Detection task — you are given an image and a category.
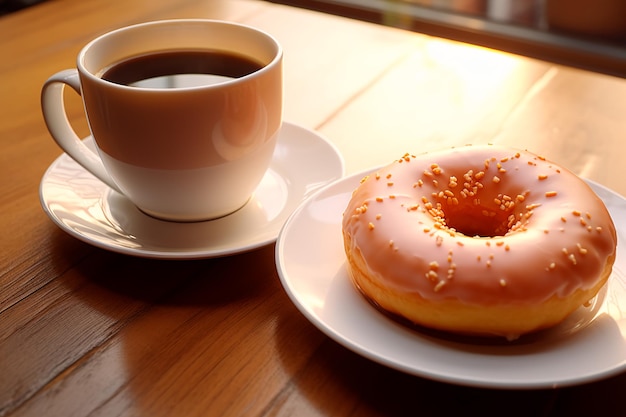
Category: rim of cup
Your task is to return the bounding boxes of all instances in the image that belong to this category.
[77,18,283,92]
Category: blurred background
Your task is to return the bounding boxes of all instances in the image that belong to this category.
[5,0,624,77]
[268,0,626,77]
[0,0,45,15]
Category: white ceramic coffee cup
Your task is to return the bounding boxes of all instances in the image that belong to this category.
[42,19,283,221]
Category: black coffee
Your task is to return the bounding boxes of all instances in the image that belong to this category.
[100,49,264,88]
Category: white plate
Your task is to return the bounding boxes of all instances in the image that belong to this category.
[40,122,344,259]
[276,169,626,389]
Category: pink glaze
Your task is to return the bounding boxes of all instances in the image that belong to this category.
[342,145,617,306]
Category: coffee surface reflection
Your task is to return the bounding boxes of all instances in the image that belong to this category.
[100,49,264,88]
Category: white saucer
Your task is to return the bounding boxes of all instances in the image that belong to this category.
[276,169,626,389]
[40,122,344,259]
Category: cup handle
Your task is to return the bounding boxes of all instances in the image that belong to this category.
[41,69,122,194]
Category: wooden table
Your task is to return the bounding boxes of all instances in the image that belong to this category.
[2,0,626,415]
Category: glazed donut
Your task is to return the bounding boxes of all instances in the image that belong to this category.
[342,145,617,340]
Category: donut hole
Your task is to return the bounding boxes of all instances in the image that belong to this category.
[443,208,509,237]
[441,205,514,237]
